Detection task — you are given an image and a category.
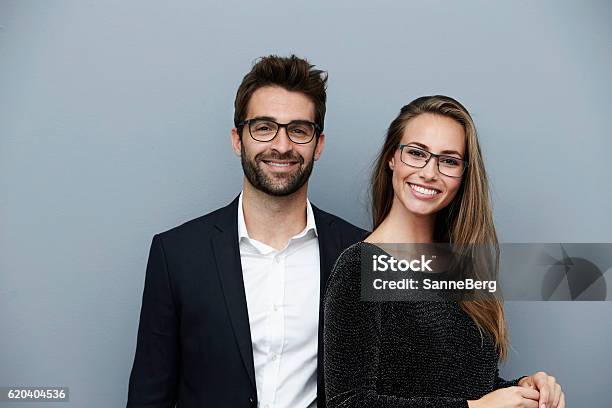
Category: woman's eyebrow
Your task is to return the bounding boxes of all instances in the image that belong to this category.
[407,142,463,157]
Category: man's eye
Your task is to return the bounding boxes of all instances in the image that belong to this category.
[253,124,274,132]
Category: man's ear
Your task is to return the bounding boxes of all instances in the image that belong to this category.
[230,128,242,157]
[314,133,325,161]
[388,156,395,171]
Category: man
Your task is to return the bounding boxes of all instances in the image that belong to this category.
[127,55,367,408]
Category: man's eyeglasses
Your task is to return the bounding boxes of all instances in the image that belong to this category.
[237,118,321,144]
[398,144,468,178]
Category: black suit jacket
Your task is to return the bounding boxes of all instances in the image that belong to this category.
[127,195,367,408]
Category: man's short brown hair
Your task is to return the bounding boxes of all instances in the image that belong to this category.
[234,55,328,133]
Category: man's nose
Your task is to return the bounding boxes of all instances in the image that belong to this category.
[269,126,293,153]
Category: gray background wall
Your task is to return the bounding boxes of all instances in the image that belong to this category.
[1,0,611,407]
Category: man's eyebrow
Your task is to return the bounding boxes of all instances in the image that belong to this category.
[407,142,463,157]
[249,116,314,123]
[250,115,277,122]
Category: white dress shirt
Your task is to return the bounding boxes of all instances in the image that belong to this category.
[238,192,320,408]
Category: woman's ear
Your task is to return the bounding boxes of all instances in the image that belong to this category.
[388,156,395,171]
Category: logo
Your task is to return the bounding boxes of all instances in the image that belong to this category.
[372,254,434,272]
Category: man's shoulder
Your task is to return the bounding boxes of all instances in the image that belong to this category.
[311,204,368,240]
[155,198,238,245]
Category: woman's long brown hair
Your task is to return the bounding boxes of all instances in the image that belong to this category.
[370,95,509,359]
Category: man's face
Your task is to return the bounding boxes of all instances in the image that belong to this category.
[231,86,325,196]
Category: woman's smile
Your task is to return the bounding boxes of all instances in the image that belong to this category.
[407,182,443,200]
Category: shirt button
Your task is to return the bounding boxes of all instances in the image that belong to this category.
[274,256,280,264]
[272,353,279,361]
[273,304,279,311]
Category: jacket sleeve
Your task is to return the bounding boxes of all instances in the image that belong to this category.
[127,234,180,408]
[323,249,469,408]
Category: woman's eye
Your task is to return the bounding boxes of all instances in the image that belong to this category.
[442,157,460,166]
[408,149,426,158]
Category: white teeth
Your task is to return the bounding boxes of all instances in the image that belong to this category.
[409,183,439,196]
[268,162,291,167]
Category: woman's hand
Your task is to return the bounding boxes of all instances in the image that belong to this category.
[518,372,565,408]
[468,386,540,408]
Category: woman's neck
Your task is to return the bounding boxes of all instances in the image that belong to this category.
[366,197,436,244]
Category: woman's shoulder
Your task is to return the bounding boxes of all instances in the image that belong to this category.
[333,240,363,264]
[324,241,385,322]
[330,240,375,274]
[330,240,389,274]
[325,242,363,296]
[326,241,388,296]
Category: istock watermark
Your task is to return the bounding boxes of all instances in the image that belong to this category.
[360,243,612,302]
[371,254,434,272]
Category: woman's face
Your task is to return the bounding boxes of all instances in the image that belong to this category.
[389,113,466,217]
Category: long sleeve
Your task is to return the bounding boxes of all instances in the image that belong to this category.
[323,246,469,408]
[127,234,180,408]
[494,370,527,390]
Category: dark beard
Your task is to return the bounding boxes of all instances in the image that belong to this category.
[240,144,314,197]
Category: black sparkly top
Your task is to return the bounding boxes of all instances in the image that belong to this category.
[323,242,522,408]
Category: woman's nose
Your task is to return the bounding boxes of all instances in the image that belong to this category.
[419,157,439,180]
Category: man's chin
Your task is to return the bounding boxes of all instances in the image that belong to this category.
[260,181,302,196]
[244,160,312,196]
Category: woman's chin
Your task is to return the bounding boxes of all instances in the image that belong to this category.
[400,199,440,217]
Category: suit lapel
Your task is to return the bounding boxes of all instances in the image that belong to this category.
[211,195,256,390]
[312,204,338,408]
[313,206,337,297]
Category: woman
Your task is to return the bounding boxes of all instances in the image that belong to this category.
[323,96,564,408]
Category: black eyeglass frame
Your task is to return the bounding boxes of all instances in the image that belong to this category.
[398,144,469,178]
[236,118,322,144]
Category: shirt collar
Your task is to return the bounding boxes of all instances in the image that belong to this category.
[237,191,318,243]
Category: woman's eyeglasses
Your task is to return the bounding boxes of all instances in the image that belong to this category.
[398,144,468,178]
